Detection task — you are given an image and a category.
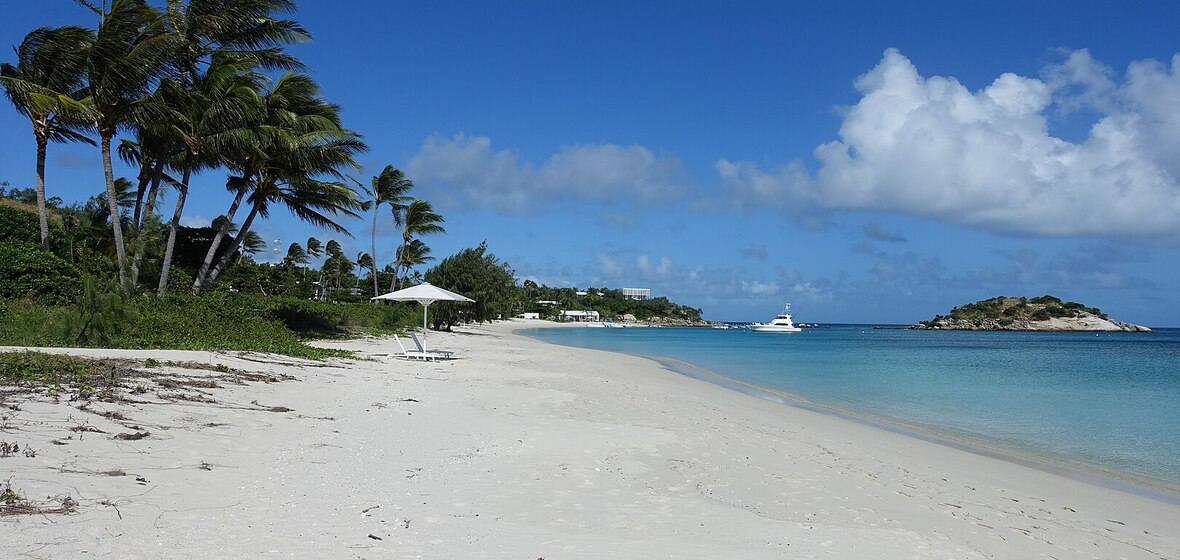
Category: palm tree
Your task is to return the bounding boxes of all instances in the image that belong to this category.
[191,72,343,292]
[357,165,413,297]
[394,200,445,289]
[355,252,373,290]
[305,237,323,260]
[395,238,434,289]
[203,175,365,290]
[78,0,172,285]
[0,26,95,251]
[157,54,265,295]
[196,75,367,292]
[284,242,307,266]
[162,0,308,89]
[157,0,310,294]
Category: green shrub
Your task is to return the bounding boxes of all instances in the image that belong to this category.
[0,243,81,304]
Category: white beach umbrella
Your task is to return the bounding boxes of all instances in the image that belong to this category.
[371,282,474,354]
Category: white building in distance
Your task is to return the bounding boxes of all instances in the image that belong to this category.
[621,288,650,300]
[560,310,601,322]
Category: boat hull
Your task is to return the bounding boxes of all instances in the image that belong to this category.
[750,324,801,333]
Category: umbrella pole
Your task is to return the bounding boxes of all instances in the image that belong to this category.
[422,301,429,353]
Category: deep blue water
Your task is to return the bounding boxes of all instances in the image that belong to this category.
[523,325,1180,489]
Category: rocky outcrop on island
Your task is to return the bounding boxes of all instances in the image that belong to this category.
[910,295,1152,332]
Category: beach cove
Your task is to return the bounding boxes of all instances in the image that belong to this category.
[4,322,1179,559]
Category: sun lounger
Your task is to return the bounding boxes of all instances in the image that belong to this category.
[411,332,454,360]
[392,334,453,362]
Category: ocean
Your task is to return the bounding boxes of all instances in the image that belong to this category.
[522,325,1180,492]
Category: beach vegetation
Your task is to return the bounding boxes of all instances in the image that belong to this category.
[424,242,516,330]
[917,295,1113,329]
[0,242,82,305]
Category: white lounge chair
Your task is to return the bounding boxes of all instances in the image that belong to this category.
[411,332,454,360]
[392,334,453,362]
[392,334,435,361]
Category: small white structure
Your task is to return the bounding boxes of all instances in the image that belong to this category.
[621,288,650,300]
[536,300,559,305]
[517,312,541,319]
[561,310,601,322]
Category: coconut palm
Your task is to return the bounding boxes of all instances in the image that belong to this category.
[157,54,266,295]
[0,26,95,250]
[78,0,172,285]
[306,237,322,258]
[154,0,309,293]
[162,0,308,88]
[284,242,307,266]
[394,199,445,289]
[191,72,344,292]
[355,252,373,290]
[196,76,367,291]
[394,238,435,289]
[357,165,413,297]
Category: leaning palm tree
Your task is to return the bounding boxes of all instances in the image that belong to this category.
[305,237,323,259]
[395,238,434,289]
[395,199,445,289]
[356,165,413,297]
[157,54,266,295]
[196,81,368,291]
[191,72,341,293]
[78,0,172,285]
[202,174,365,290]
[355,252,373,291]
[0,26,95,250]
[156,0,309,293]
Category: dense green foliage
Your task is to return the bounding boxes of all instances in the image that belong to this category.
[0,242,81,304]
[424,242,517,330]
[921,295,1108,327]
[0,291,419,359]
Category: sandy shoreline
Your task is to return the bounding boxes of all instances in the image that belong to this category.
[3,321,1179,558]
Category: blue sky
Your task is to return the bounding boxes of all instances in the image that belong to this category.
[2,1,1179,325]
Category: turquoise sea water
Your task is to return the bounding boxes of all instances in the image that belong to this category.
[523,325,1180,490]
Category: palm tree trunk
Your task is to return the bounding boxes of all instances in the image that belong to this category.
[101,133,128,286]
[131,168,149,233]
[156,166,191,296]
[131,158,167,288]
[192,186,247,293]
[371,203,380,297]
[34,136,50,251]
[203,202,259,289]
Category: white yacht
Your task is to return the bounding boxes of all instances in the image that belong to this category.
[750,304,802,333]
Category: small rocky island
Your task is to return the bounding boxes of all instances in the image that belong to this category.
[911,295,1152,332]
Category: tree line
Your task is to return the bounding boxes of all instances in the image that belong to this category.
[0,0,444,298]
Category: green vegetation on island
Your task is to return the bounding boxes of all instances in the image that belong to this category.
[912,295,1151,332]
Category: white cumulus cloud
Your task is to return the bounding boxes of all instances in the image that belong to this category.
[406,133,692,214]
[719,48,1180,241]
[636,254,673,278]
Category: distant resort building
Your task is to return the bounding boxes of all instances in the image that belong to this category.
[560,310,601,322]
[621,288,650,300]
[517,312,541,319]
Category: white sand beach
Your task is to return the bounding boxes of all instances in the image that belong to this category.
[3,321,1179,559]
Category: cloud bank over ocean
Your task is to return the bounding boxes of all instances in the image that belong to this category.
[721,48,1180,240]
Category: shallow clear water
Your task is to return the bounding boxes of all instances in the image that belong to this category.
[524,325,1180,487]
